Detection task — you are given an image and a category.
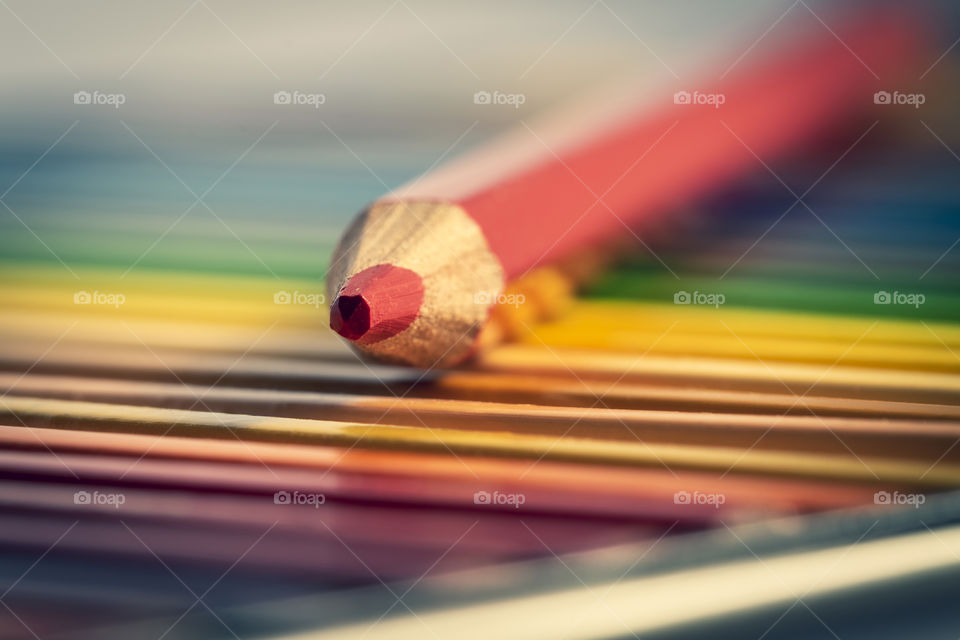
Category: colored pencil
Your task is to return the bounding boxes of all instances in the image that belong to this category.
[4,374,960,460]
[3,396,959,486]
[325,12,925,367]
[3,335,959,405]
[0,425,881,515]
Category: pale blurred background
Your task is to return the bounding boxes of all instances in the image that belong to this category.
[0,0,851,279]
[3,0,957,286]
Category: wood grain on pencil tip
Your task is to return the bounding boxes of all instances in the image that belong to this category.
[326,201,503,367]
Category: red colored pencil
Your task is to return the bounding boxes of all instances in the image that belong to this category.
[326,10,925,367]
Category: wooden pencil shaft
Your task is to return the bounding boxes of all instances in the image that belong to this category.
[0,474,628,546]
[3,340,958,405]
[437,373,960,420]
[9,353,958,423]
[3,374,959,462]
[0,425,873,510]
[562,303,960,348]
[0,452,835,525]
[525,326,960,373]
[2,396,958,487]
[0,425,884,514]
[0,355,955,410]
[0,465,698,544]
[478,347,960,404]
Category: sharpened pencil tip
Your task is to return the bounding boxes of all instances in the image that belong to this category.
[329,294,371,340]
[329,264,424,345]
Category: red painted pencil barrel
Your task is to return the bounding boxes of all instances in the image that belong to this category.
[456,12,926,278]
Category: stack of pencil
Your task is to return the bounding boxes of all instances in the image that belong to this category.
[2,136,960,637]
[2,6,960,639]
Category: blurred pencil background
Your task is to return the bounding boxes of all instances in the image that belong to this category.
[1,1,960,639]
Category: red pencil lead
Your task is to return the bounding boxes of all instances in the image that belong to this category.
[329,263,425,345]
